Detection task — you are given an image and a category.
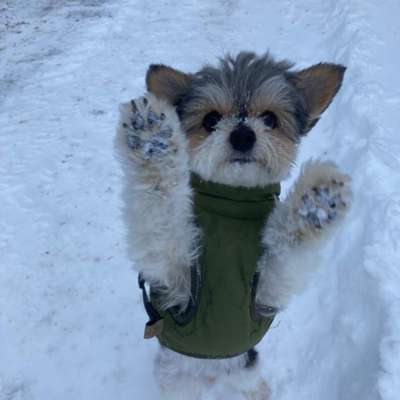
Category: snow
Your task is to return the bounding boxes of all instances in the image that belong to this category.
[1,0,399,399]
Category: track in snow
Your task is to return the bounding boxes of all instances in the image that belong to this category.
[1,1,399,399]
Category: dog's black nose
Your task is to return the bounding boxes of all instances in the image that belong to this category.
[229,125,256,152]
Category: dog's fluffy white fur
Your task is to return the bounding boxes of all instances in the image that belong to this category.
[256,160,351,309]
[115,53,350,399]
[155,346,270,400]
[115,95,199,310]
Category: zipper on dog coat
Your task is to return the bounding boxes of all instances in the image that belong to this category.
[139,174,280,359]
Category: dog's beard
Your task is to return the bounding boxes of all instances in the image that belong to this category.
[189,145,293,187]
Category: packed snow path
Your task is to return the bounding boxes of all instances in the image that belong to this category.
[1,1,399,399]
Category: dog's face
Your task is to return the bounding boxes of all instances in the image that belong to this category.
[146,52,345,187]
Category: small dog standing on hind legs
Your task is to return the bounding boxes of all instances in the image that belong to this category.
[115,51,351,399]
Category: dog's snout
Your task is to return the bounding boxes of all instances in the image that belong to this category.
[229,125,256,152]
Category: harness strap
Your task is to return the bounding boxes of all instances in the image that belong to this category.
[139,270,278,340]
[138,274,164,338]
[251,272,280,318]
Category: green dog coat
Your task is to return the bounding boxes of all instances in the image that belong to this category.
[139,174,280,359]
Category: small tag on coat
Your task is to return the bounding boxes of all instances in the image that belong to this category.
[144,319,164,339]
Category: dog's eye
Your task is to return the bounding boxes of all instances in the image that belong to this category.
[202,111,222,132]
[260,111,278,129]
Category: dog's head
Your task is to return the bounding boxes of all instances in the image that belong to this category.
[146,52,345,187]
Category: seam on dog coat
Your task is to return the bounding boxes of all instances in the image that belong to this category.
[141,174,280,359]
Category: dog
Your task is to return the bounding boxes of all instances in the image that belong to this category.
[115,52,351,399]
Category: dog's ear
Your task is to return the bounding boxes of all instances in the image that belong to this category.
[292,63,346,132]
[146,64,192,105]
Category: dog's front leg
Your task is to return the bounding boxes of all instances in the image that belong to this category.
[256,160,351,310]
[115,94,199,309]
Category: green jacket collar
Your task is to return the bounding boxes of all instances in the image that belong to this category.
[190,174,280,220]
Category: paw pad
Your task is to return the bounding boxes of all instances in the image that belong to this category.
[132,112,145,130]
[122,96,176,160]
[298,183,347,229]
[127,134,141,149]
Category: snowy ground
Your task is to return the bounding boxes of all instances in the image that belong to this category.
[1,0,400,399]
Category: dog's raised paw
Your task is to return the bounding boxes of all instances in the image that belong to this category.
[298,181,347,228]
[295,161,351,231]
[120,95,177,161]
